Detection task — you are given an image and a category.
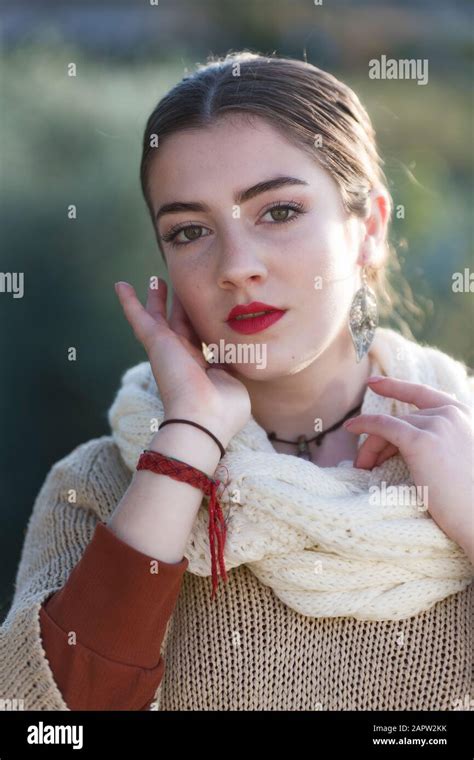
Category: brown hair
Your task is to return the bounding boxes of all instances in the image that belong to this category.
[139,51,420,333]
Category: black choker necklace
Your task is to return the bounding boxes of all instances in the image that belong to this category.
[267,403,362,460]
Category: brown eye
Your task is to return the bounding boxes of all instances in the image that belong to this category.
[260,201,306,226]
[270,207,291,222]
[181,226,203,242]
[163,225,212,247]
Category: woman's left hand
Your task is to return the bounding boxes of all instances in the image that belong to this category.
[343,375,474,562]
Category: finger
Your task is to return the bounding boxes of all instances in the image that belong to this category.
[143,279,206,365]
[367,375,461,410]
[354,435,399,470]
[115,281,162,348]
[375,444,399,467]
[344,413,421,451]
[402,406,464,419]
[353,433,390,470]
[168,287,202,347]
[145,276,167,322]
[352,410,436,469]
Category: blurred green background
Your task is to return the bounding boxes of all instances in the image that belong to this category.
[1,0,473,619]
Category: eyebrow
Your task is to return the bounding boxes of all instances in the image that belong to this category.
[154,175,310,223]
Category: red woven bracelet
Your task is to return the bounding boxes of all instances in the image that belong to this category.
[136,449,229,599]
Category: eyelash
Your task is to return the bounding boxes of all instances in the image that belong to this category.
[161,200,307,248]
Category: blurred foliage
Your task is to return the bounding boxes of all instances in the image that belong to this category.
[1,9,472,615]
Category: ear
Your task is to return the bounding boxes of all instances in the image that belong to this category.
[357,187,391,268]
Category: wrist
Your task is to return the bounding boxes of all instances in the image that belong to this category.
[161,411,233,450]
[148,422,224,478]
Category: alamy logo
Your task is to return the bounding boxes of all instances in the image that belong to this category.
[0,272,24,298]
[203,338,267,369]
[369,482,428,509]
[27,721,83,750]
[369,55,429,85]
[0,698,24,710]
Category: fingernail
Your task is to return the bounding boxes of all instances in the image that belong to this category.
[367,375,384,383]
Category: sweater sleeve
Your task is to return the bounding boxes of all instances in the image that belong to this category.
[39,521,189,711]
[0,436,191,711]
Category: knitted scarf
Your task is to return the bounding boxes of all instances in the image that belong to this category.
[108,327,474,621]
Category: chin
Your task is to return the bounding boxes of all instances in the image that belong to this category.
[229,352,307,381]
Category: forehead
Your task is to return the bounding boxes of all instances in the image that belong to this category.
[147,114,334,203]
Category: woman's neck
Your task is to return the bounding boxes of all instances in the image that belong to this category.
[236,330,372,467]
[269,425,363,467]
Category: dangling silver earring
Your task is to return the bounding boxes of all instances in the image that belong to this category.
[348,265,378,362]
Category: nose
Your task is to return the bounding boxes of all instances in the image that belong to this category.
[216,234,268,290]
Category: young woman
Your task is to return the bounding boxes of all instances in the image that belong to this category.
[1,52,472,712]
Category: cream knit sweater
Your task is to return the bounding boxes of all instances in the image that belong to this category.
[1,328,472,710]
[108,327,474,622]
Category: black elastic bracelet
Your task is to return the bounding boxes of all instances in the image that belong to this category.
[158,418,226,459]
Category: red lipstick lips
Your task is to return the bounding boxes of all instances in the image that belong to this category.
[225,301,287,335]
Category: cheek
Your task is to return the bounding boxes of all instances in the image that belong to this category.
[296,226,357,332]
[317,224,355,277]
[281,244,353,324]
[286,215,354,284]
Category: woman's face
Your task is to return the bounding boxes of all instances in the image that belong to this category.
[148,114,373,380]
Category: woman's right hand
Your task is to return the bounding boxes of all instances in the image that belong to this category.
[114,278,252,446]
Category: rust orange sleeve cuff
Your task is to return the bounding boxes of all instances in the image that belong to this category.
[42,521,188,668]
